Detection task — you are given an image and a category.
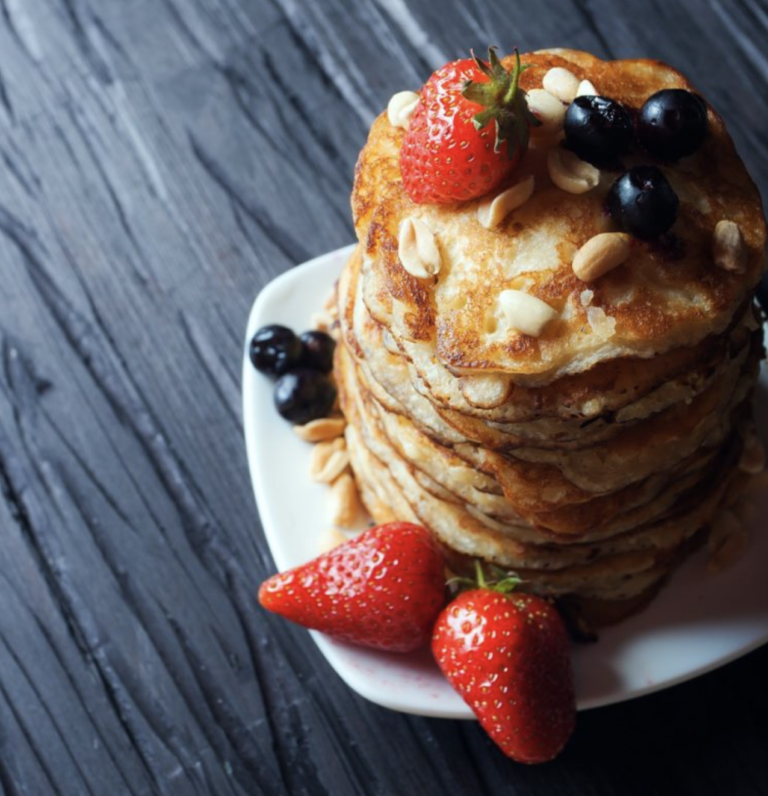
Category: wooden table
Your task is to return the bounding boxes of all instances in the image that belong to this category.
[1,2,767,793]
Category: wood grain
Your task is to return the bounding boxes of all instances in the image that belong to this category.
[1,1,767,793]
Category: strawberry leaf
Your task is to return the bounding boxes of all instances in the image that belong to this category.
[462,82,498,106]
[469,48,495,79]
[459,560,525,593]
[494,577,524,593]
[471,107,497,131]
[461,46,541,160]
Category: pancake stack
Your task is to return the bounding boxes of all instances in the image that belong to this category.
[335,49,767,627]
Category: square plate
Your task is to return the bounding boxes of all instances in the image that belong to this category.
[243,244,768,717]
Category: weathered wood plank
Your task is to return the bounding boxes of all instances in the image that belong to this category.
[0,0,767,793]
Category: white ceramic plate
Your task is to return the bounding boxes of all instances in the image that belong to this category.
[243,244,768,718]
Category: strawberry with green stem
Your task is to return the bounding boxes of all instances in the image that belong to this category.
[400,47,540,204]
[432,562,576,764]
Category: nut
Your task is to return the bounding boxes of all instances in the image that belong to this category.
[477,176,535,229]
[317,527,348,554]
[398,217,441,278]
[309,438,348,482]
[313,449,349,483]
[586,305,616,339]
[498,290,559,337]
[387,90,420,129]
[713,220,747,273]
[572,232,632,282]
[459,372,511,407]
[294,417,346,443]
[459,373,512,409]
[526,89,566,136]
[329,473,361,528]
[706,509,748,574]
[542,67,580,103]
[547,147,600,194]
[576,79,597,97]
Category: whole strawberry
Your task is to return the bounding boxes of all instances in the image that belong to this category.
[259,522,446,652]
[432,567,575,764]
[400,47,539,204]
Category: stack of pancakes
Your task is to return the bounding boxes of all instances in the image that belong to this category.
[335,49,767,626]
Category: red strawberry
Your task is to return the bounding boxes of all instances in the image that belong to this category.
[258,522,446,652]
[400,47,540,204]
[432,568,575,764]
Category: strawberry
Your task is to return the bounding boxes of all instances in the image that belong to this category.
[258,522,446,652]
[432,566,575,764]
[400,47,540,204]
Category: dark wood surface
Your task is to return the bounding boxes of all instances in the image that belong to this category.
[1,1,767,794]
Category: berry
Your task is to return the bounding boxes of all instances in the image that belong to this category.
[563,95,633,164]
[606,166,679,239]
[300,330,336,373]
[273,369,336,425]
[432,568,575,764]
[249,324,302,377]
[637,89,708,161]
[400,48,539,204]
[258,523,447,652]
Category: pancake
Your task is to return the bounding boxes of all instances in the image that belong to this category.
[335,47,767,627]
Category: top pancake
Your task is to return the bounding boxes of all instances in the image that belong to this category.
[352,49,766,385]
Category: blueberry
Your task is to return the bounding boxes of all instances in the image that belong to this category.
[249,324,302,377]
[299,330,336,373]
[274,369,337,424]
[606,166,679,240]
[637,89,707,161]
[564,96,633,164]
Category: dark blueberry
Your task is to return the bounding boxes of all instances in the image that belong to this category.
[274,369,336,424]
[563,96,633,164]
[605,166,679,239]
[299,330,336,373]
[637,89,708,161]
[249,324,302,377]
